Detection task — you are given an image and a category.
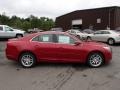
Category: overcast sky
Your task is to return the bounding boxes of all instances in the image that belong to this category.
[0,0,120,19]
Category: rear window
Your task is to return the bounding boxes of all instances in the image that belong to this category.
[32,34,53,42]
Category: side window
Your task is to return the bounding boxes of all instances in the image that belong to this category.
[102,31,110,34]
[32,36,39,41]
[94,31,102,34]
[0,26,3,31]
[32,34,53,42]
[68,30,71,33]
[5,26,13,31]
[57,34,75,44]
[71,30,75,34]
[39,34,52,42]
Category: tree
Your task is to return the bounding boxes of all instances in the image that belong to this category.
[0,14,10,25]
[0,14,55,31]
[22,21,31,31]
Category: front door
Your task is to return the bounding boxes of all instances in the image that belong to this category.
[4,26,16,38]
[92,31,102,41]
[54,34,83,62]
[98,31,110,42]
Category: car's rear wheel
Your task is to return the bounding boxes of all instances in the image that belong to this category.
[16,34,23,38]
[19,52,36,68]
[87,52,104,68]
[108,38,115,45]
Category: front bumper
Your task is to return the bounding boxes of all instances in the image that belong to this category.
[104,49,112,64]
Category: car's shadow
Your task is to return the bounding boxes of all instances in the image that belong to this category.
[9,62,108,71]
[112,43,120,46]
[10,62,89,71]
[0,38,8,41]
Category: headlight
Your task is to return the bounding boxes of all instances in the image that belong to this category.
[103,46,112,52]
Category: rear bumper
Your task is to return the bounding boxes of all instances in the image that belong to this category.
[6,55,17,61]
[5,48,18,62]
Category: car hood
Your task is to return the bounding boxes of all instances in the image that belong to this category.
[13,29,25,33]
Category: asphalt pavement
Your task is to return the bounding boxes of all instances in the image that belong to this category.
[0,40,120,90]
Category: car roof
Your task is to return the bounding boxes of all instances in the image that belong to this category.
[68,29,80,31]
[39,31,66,34]
[0,25,7,27]
[96,30,114,32]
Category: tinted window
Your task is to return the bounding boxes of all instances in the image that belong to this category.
[71,30,75,33]
[0,26,3,31]
[32,34,53,42]
[67,30,71,33]
[5,26,13,31]
[94,31,102,34]
[57,34,75,44]
[101,31,110,34]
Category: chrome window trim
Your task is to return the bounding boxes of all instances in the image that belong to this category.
[29,33,78,46]
[30,34,40,42]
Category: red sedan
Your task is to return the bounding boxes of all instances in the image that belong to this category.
[6,31,112,68]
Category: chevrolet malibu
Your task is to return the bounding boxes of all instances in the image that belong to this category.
[88,30,120,45]
[6,31,112,68]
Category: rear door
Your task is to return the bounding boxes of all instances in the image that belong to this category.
[32,34,61,61]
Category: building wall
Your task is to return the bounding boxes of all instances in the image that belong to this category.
[55,7,117,31]
[115,7,120,29]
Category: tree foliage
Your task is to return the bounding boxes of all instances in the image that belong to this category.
[0,14,55,31]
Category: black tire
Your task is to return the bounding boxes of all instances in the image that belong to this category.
[19,52,36,68]
[87,52,104,68]
[87,36,92,41]
[16,34,23,38]
[107,38,115,45]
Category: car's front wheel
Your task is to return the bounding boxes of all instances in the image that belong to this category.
[19,52,36,68]
[108,38,115,45]
[87,52,104,68]
[87,36,92,41]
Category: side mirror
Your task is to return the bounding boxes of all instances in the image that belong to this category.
[74,41,81,46]
[10,29,14,31]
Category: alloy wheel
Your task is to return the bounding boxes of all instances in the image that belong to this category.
[20,53,36,68]
[88,53,103,67]
[108,39,114,45]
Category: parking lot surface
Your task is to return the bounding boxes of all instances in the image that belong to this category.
[0,40,120,90]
